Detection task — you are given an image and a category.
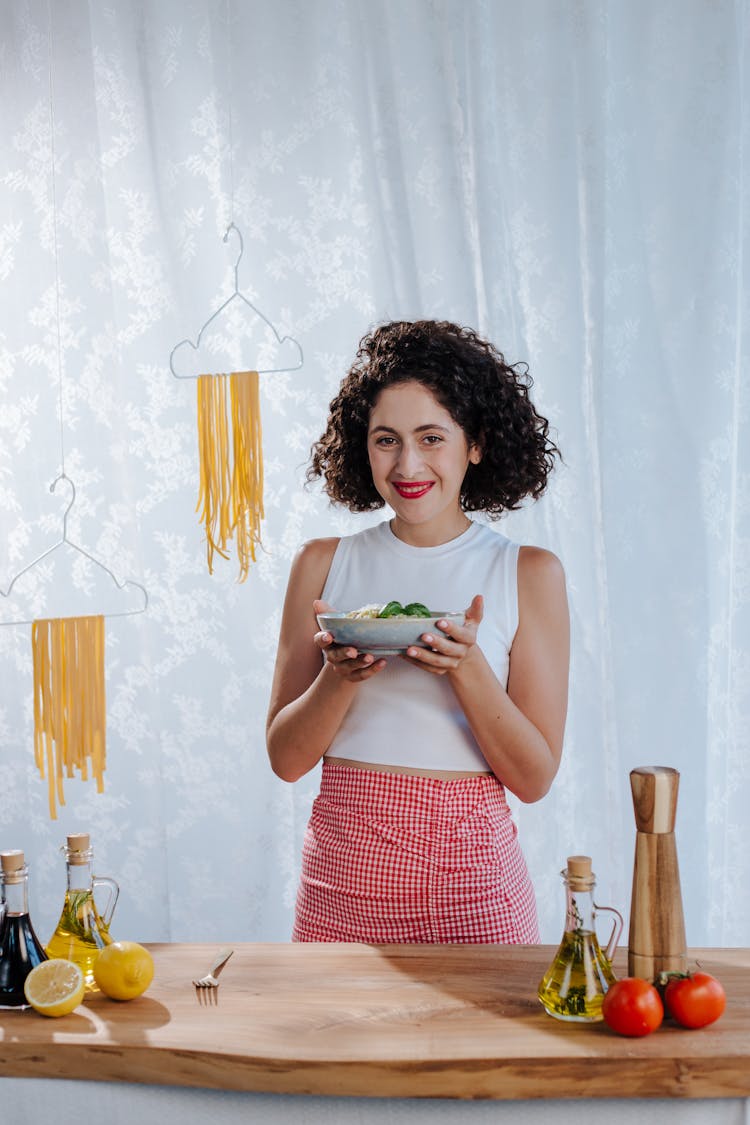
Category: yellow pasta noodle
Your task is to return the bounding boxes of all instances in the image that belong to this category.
[31,615,106,820]
[196,370,264,582]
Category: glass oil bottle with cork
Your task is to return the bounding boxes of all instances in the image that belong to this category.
[0,849,48,1008]
[537,855,623,1022]
[45,832,119,989]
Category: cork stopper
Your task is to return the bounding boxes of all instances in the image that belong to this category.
[65,833,91,865]
[566,855,595,889]
[1,849,26,883]
[630,766,680,834]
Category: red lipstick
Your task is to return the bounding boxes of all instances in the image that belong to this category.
[392,481,434,499]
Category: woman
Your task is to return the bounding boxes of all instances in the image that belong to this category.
[267,319,569,943]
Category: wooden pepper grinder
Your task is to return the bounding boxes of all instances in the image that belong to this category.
[628,766,687,980]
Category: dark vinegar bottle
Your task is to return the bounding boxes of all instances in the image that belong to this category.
[0,849,48,1008]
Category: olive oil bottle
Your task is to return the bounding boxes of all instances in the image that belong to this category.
[46,833,119,989]
[537,855,623,1022]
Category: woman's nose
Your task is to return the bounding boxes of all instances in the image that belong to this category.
[397,442,423,475]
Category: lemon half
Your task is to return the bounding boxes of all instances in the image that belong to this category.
[93,941,154,1000]
[24,959,85,1017]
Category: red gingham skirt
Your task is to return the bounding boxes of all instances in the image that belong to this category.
[292,760,539,944]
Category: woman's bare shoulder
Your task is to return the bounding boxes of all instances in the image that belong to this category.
[296,535,340,559]
[517,545,568,618]
[293,535,340,571]
[518,544,565,581]
[286,536,341,599]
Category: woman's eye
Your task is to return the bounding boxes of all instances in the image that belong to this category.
[375,435,397,447]
[422,434,443,445]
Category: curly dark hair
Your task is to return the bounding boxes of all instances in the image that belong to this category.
[307,320,560,517]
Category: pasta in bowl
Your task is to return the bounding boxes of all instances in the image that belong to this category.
[317,602,465,656]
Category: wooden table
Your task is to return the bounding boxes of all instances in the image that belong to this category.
[1,944,748,1100]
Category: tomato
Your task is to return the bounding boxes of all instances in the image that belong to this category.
[663,972,726,1029]
[601,977,664,1037]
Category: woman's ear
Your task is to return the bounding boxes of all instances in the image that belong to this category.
[468,442,483,465]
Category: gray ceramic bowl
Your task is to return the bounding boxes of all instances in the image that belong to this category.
[316,611,465,656]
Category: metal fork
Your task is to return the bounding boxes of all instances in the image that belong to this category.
[193,947,234,1004]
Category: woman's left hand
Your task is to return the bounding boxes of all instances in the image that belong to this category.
[402,594,483,675]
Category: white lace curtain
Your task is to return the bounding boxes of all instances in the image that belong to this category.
[1,0,748,949]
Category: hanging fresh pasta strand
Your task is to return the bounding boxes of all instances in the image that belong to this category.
[195,370,264,582]
[217,373,233,550]
[230,375,251,576]
[230,370,263,581]
[79,618,89,779]
[53,622,66,809]
[32,620,56,820]
[91,615,106,793]
[196,374,213,566]
[52,617,69,779]
[76,618,88,782]
[211,373,227,568]
[67,619,80,778]
[31,619,44,776]
[197,374,230,573]
[196,375,211,565]
[30,614,106,819]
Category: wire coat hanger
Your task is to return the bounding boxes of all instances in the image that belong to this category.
[169,223,304,379]
[0,474,149,627]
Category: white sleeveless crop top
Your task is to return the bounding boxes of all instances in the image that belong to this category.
[321,520,520,772]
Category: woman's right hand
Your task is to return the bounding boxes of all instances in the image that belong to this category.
[313,599,387,682]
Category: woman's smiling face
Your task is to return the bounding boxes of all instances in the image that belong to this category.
[367,380,481,544]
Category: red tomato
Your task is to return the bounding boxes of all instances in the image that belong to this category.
[664,972,726,1029]
[602,977,664,1037]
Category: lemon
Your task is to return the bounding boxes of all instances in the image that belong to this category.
[24,959,85,1017]
[93,941,154,1000]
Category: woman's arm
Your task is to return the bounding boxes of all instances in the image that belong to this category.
[406,546,569,802]
[266,538,387,782]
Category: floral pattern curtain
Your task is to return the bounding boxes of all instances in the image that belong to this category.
[1,0,749,948]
